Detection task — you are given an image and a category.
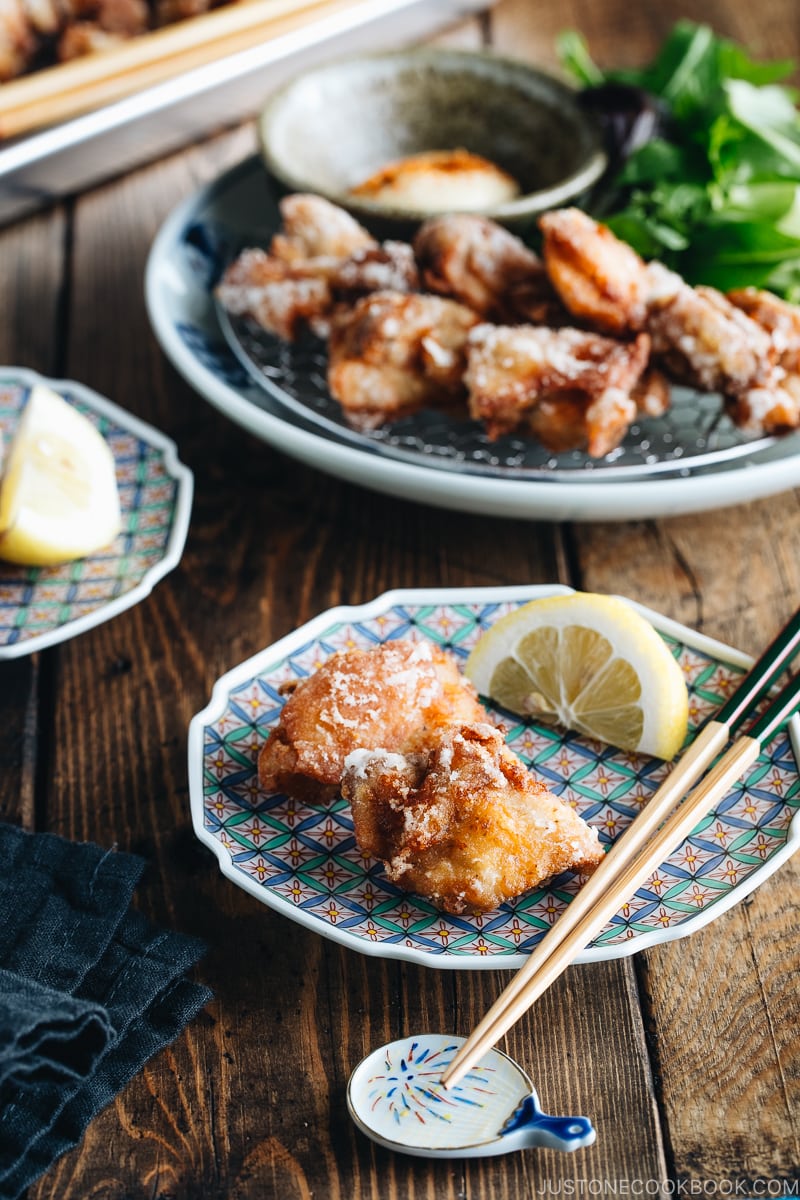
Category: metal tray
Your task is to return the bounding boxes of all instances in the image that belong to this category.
[0,0,489,226]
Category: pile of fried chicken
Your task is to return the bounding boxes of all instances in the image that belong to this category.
[1,0,218,79]
[216,193,800,458]
[259,639,603,915]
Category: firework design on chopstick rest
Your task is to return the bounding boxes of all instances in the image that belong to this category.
[366,1039,496,1126]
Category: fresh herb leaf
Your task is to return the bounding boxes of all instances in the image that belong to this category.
[555,31,604,87]
[559,21,800,298]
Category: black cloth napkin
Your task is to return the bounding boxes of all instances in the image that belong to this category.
[0,822,212,1199]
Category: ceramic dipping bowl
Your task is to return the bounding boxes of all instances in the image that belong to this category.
[257,48,607,235]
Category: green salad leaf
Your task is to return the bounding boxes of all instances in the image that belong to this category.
[559,22,800,299]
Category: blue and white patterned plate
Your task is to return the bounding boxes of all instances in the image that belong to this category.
[187,584,800,968]
[0,368,193,659]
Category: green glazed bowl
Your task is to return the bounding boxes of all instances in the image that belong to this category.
[257,48,607,235]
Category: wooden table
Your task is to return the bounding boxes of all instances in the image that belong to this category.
[2,0,799,1194]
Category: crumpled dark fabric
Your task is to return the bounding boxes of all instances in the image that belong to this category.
[0,822,212,1199]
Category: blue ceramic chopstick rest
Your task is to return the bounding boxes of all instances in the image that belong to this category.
[347,1034,596,1159]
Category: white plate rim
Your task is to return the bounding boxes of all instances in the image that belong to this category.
[0,366,194,660]
[145,157,800,523]
[187,583,800,969]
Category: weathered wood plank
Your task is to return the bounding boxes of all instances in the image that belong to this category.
[0,205,67,830]
[491,0,800,73]
[572,501,800,1183]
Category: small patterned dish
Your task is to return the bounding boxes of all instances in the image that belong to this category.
[0,368,193,659]
[188,585,800,969]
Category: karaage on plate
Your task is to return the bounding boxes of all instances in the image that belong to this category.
[414,213,562,324]
[342,722,604,915]
[259,639,485,805]
[214,191,800,451]
[216,195,418,341]
[539,207,650,335]
[465,322,650,452]
[327,290,479,427]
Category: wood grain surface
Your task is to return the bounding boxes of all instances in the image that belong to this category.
[1,1,798,1196]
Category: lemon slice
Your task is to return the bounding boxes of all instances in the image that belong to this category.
[0,384,121,566]
[466,592,689,760]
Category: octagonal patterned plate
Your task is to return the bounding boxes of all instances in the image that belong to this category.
[188,585,800,968]
[0,368,193,659]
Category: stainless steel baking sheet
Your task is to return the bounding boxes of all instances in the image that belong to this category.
[0,0,489,226]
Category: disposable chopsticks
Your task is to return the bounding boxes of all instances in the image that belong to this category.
[441,609,800,1090]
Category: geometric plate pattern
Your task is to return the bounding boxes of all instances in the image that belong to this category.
[0,369,193,658]
[190,585,800,969]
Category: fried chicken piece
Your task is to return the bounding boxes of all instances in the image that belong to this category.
[646,263,775,396]
[728,287,800,374]
[216,194,418,342]
[328,290,479,428]
[726,373,800,435]
[55,0,147,54]
[465,322,650,454]
[524,389,636,458]
[58,21,123,55]
[270,194,376,264]
[154,0,212,24]
[216,248,335,341]
[216,239,419,342]
[414,214,560,324]
[632,365,671,418]
[539,208,789,433]
[330,241,419,304]
[540,208,650,335]
[0,0,37,80]
[342,722,604,915]
[259,640,485,805]
[24,0,63,34]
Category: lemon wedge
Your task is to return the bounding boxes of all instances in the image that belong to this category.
[0,384,121,566]
[466,592,689,760]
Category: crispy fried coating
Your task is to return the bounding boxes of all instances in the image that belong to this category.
[342,722,604,915]
[414,214,560,324]
[270,194,376,264]
[632,366,671,418]
[726,373,800,435]
[330,241,419,303]
[465,322,650,454]
[728,287,800,374]
[216,193,418,343]
[328,290,479,428]
[216,240,418,342]
[0,0,36,79]
[646,264,775,396]
[259,640,485,804]
[215,248,335,341]
[540,208,650,335]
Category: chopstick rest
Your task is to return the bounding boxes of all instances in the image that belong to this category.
[441,621,800,1091]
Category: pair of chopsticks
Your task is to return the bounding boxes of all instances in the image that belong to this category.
[0,0,350,140]
[441,607,800,1090]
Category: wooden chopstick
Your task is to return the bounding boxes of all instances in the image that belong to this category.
[0,0,345,140]
[441,612,800,1090]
